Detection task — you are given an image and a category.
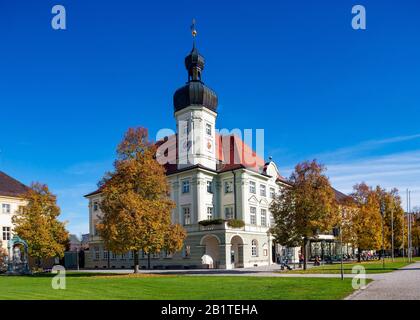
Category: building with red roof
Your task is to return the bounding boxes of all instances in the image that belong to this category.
[84,36,347,270]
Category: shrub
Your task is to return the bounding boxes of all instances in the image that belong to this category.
[227,219,245,228]
[198,219,224,226]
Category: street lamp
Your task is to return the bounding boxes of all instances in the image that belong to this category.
[391,207,394,262]
[333,226,343,280]
[380,199,386,269]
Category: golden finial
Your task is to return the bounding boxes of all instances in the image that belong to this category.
[191,18,197,38]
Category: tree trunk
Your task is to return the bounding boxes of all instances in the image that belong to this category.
[147,253,151,270]
[133,250,139,273]
[303,237,308,270]
[357,248,361,263]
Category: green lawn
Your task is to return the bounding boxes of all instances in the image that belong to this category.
[0,273,356,300]
[285,257,415,274]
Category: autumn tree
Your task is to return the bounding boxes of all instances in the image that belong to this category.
[347,183,382,262]
[97,127,186,272]
[12,183,69,267]
[375,187,405,256]
[270,160,340,269]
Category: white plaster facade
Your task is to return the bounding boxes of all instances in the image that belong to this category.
[0,195,26,252]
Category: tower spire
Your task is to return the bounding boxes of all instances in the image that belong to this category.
[191,18,197,48]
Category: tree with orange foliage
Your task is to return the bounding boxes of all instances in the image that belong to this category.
[348,183,382,262]
[12,183,69,268]
[97,127,186,272]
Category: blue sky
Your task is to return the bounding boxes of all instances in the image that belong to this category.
[0,0,419,235]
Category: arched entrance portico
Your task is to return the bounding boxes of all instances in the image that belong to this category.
[200,235,220,269]
[230,235,244,268]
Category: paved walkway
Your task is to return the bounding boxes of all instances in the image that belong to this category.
[347,262,420,300]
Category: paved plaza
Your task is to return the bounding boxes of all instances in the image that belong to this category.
[347,262,420,300]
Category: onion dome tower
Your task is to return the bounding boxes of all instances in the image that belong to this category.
[174,20,218,170]
[173,41,218,112]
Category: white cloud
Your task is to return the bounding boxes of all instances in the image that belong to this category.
[326,151,420,207]
[313,133,420,162]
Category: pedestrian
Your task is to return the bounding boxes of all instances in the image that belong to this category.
[298,253,304,268]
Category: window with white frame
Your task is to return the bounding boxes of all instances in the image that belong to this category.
[129,251,134,259]
[121,252,126,260]
[249,181,256,194]
[224,180,233,193]
[2,204,10,214]
[261,209,267,227]
[103,250,108,260]
[250,206,257,225]
[207,207,213,220]
[270,187,275,198]
[206,180,213,193]
[93,220,99,236]
[260,184,266,197]
[182,180,190,193]
[251,239,258,257]
[94,247,100,260]
[2,227,11,241]
[93,202,99,211]
[206,123,212,136]
[225,206,234,220]
[183,206,191,225]
[111,252,117,260]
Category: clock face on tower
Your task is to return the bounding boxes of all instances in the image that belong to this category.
[206,138,213,152]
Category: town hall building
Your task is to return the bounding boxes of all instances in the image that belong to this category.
[84,36,295,269]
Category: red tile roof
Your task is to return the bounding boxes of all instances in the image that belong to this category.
[0,171,30,198]
[85,134,287,197]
